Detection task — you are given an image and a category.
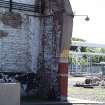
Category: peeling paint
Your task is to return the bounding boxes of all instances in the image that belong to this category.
[1,12,22,28]
[0,30,8,38]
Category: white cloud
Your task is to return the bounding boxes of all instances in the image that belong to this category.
[70,0,105,44]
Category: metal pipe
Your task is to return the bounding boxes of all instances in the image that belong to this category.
[41,0,45,14]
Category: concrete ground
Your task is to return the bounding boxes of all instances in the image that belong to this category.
[68,76,105,105]
[22,101,72,105]
[22,76,105,105]
[22,100,104,105]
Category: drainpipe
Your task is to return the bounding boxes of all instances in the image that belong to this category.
[58,6,73,101]
[58,13,69,101]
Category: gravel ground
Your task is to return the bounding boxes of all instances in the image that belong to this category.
[68,76,105,103]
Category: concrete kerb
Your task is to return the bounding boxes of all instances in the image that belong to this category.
[21,97,104,105]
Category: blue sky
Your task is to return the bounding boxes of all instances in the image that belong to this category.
[70,0,105,44]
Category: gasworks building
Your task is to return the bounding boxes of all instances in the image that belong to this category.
[0,0,73,101]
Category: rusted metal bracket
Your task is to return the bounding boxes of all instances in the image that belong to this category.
[9,0,12,12]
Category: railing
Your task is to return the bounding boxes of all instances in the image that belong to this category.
[0,0,41,13]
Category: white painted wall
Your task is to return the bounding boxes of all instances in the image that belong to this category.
[0,14,40,72]
[0,83,20,105]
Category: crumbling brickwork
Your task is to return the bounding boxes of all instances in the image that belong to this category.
[37,0,66,99]
[1,12,22,28]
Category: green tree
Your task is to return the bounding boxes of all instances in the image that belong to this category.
[70,37,105,64]
[100,48,105,53]
[72,37,86,42]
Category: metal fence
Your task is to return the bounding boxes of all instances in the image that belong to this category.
[0,0,41,13]
[69,52,105,76]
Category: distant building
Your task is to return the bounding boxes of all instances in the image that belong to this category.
[70,41,105,75]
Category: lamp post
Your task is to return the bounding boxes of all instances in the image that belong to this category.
[68,13,90,21]
[74,15,90,21]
